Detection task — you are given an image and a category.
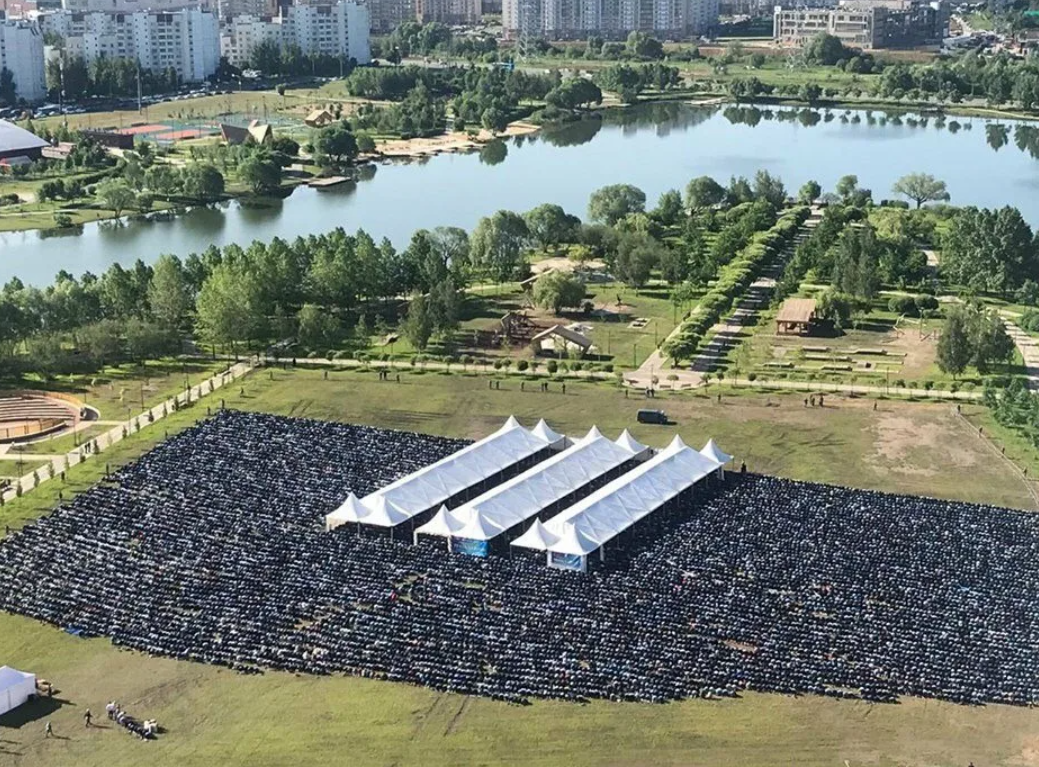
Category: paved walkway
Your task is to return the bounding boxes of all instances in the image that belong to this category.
[1,359,256,505]
[1000,315,1039,390]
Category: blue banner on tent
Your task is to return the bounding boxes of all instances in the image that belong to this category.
[550,552,584,571]
[454,538,490,557]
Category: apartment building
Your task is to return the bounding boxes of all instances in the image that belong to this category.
[367,0,414,33]
[415,0,481,26]
[505,0,716,39]
[773,0,947,49]
[39,8,219,81]
[219,0,370,67]
[0,18,46,101]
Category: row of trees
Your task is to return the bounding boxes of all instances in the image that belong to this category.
[44,54,181,101]
[346,66,557,136]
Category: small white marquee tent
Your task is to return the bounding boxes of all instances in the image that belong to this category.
[0,666,35,716]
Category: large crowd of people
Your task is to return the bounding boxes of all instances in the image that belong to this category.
[1,410,1039,706]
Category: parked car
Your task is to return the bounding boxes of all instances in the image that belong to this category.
[636,409,669,425]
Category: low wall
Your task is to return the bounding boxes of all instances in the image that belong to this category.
[0,418,66,442]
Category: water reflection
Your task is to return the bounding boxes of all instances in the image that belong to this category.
[3,101,1039,285]
[479,139,508,165]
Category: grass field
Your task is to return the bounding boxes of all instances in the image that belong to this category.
[1,368,1038,766]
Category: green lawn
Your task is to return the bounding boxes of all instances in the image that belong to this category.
[1,368,1037,766]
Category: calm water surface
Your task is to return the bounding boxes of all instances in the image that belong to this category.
[3,103,1038,286]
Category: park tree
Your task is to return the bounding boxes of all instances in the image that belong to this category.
[587,184,646,226]
[625,31,664,59]
[147,254,190,332]
[545,78,603,111]
[469,210,530,283]
[181,163,225,201]
[937,304,974,377]
[430,226,471,284]
[314,123,359,168]
[532,270,586,314]
[239,151,282,195]
[615,233,663,291]
[753,170,787,209]
[144,164,180,201]
[892,173,950,209]
[401,292,433,350]
[651,189,685,227]
[803,33,848,66]
[195,260,265,349]
[297,303,340,349]
[427,276,461,335]
[524,203,580,251]
[95,179,136,218]
[685,176,726,209]
[835,174,860,202]
[798,179,822,204]
[941,206,1036,294]
[125,318,174,363]
[970,305,1015,373]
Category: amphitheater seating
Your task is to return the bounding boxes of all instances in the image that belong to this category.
[0,397,79,441]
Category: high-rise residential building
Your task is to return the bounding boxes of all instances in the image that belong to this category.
[505,0,714,39]
[0,18,46,102]
[219,0,370,67]
[215,0,270,21]
[283,0,369,60]
[416,0,480,26]
[59,0,210,11]
[367,0,414,33]
[38,8,220,81]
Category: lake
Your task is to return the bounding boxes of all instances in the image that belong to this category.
[3,102,1039,286]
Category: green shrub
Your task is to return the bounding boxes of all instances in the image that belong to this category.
[516,359,529,371]
[546,360,558,374]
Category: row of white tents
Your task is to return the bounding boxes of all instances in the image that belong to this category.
[325,416,566,531]
[324,416,733,571]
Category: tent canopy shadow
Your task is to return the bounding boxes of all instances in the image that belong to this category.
[0,696,73,729]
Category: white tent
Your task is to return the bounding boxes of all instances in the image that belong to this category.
[417,427,648,543]
[700,438,733,465]
[324,492,369,531]
[615,429,650,459]
[550,521,598,556]
[528,440,722,564]
[0,666,35,717]
[326,416,564,530]
[511,518,559,551]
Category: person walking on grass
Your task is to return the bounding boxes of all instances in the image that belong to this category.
[84,709,92,727]
[45,721,53,738]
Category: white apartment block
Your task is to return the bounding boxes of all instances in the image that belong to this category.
[215,0,270,21]
[38,8,219,81]
[61,0,210,11]
[284,1,369,62]
[220,1,370,68]
[505,0,715,39]
[219,13,279,65]
[0,19,46,102]
[415,0,481,26]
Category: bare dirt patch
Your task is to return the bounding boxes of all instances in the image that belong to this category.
[869,411,979,476]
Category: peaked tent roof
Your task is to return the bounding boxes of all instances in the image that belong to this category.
[551,521,599,555]
[363,496,411,526]
[338,416,563,528]
[700,438,733,465]
[325,492,369,530]
[441,430,639,540]
[455,512,502,540]
[537,443,722,555]
[532,418,564,445]
[511,518,559,550]
[415,505,466,537]
[615,429,648,456]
